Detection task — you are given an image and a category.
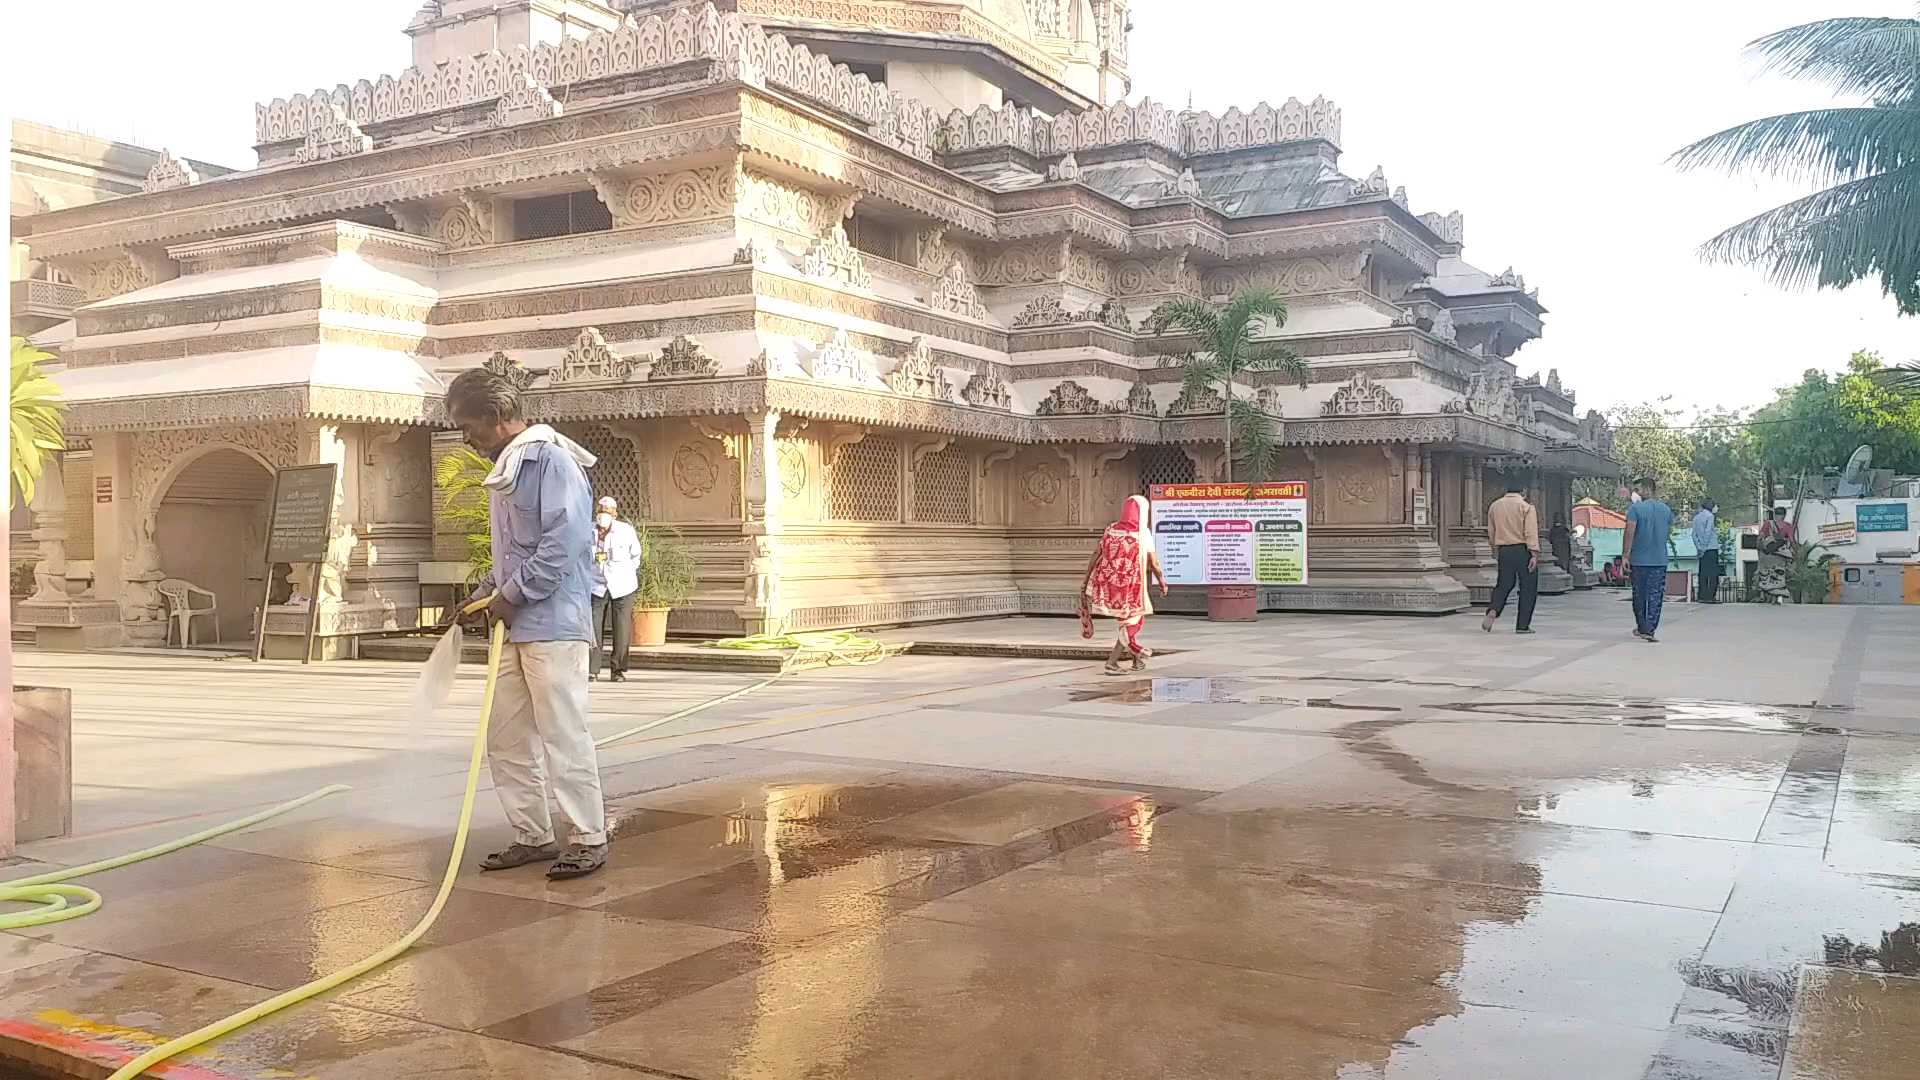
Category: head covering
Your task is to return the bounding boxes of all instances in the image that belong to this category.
[597,495,618,510]
[1115,494,1148,530]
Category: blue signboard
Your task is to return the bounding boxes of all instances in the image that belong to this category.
[1856,503,1910,533]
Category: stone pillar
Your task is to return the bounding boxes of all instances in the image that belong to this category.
[736,411,786,634]
[15,454,119,649]
[89,434,133,609]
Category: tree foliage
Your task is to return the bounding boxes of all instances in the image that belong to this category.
[1747,350,1920,475]
[9,337,67,510]
[434,445,494,581]
[1572,401,1710,512]
[1671,13,1920,314]
[1146,288,1308,482]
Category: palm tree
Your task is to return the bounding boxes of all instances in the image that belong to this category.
[1145,288,1309,482]
[10,337,66,510]
[1671,12,1920,314]
[433,444,494,581]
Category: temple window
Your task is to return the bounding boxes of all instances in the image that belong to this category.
[846,213,906,264]
[511,190,612,241]
[835,58,887,85]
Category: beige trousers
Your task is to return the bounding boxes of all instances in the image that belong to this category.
[487,640,607,847]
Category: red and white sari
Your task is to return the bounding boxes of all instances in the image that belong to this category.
[1085,495,1155,629]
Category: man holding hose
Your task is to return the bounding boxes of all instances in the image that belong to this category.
[445,368,610,879]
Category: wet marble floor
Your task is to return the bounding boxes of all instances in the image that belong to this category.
[5,593,1920,1078]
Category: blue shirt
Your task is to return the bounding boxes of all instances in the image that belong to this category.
[1691,508,1718,552]
[479,442,594,644]
[1627,499,1675,568]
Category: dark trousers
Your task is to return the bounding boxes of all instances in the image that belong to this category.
[1631,565,1667,635]
[589,591,635,676]
[1696,550,1721,602]
[1488,544,1538,630]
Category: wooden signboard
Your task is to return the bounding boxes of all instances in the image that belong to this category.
[254,464,338,663]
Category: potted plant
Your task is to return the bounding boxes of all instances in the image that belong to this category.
[631,523,696,647]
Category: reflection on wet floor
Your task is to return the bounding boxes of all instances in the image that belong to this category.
[1069,677,1402,710]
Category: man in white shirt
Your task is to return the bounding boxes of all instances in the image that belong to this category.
[589,495,643,682]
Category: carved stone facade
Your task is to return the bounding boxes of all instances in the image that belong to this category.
[21,1,1615,642]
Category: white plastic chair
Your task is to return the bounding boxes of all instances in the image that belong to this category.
[157,578,219,647]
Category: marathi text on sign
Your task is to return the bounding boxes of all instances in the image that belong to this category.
[1149,481,1309,586]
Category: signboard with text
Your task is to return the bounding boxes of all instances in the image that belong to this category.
[1856,503,1910,533]
[1818,519,1857,547]
[265,464,338,565]
[1149,482,1310,587]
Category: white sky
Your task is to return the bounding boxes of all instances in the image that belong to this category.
[7,0,1917,414]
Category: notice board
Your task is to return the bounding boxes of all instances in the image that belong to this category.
[265,464,337,565]
[1149,481,1310,586]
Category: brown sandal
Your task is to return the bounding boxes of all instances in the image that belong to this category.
[546,842,609,880]
[479,841,558,872]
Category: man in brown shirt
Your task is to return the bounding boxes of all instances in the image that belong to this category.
[1482,478,1540,634]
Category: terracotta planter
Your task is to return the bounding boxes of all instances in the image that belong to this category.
[631,606,671,647]
[1206,585,1259,622]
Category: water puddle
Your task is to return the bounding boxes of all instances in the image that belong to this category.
[1069,678,1400,711]
[1433,696,1852,733]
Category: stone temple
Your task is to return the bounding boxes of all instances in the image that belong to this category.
[16,0,1617,654]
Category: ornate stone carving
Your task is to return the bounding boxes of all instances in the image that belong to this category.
[1489,266,1527,290]
[293,104,373,163]
[589,165,735,229]
[489,73,562,127]
[671,443,718,498]
[1419,210,1466,246]
[1205,252,1370,299]
[1445,370,1526,425]
[810,329,878,384]
[1012,294,1072,328]
[885,337,952,400]
[927,261,987,319]
[649,334,719,380]
[1036,379,1110,416]
[142,151,199,193]
[1581,409,1616,456]
[1546,368,1564,395]
[737,167,849,237]
[1047,153,1080,182]
[1022,462,1063,505]
[978,239,1068,287]
[549,327,637,384]
[1321,371,1404,416]
[1349,165,1390,200]
[777,439,807,497]
[1429,307,1457,343]
[1168,383,1226,417]
[1255,386,1284,416]
[1089,299,1132,331]
[801,223,873,289]
[1162,168,1202,199]
[1391,185,1410,209]
[935,96,1339,159]
[483,350,536,391]
[962,371,1012,410]
[1125,382,1159,417]
[429,193,495,249]
[1337,470,1379,505]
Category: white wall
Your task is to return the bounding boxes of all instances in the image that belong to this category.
[1787,497,1920,564]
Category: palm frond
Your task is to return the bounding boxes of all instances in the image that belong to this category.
[1670,106,1920,186]
[1227,398,1279,481]
[1144,297,1219,339]
[1874,360,1920,396]
[1244,343,1310,388]
[1696,165,1920,312]
[10,338,67,510]
[434,445,494,578]
[1747,16,1920,101]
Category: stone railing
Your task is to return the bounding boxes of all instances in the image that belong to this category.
[933,96,1342,159]
[254,2,939,160]
[11,278,86,317]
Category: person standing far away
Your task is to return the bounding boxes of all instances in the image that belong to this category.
[1622,476,1675,642]
[588,495,643,683]
[443,367,611,880]
[1549,515,1573,574]
[1692,498,1721,603]
[1481,478,1540,635]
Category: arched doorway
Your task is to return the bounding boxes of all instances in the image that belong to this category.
[153,449,274,644]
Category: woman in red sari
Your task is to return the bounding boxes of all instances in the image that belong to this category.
[1081,494,1169,675]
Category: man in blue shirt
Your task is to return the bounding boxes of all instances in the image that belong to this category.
[446,367,610,880]
[1621,476,1676,642]
[1691,498,1720,603]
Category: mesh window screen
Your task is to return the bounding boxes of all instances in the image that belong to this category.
[561,424,649,518]
[513,191,612,240]
[1138,445,1196,492]
[912,445,972,524]
[828,437,901,522]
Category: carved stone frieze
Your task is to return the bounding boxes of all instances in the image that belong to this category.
[1348,165,1390,201]
[1114,253,1201,299]
[736,167,850,238]
[142,151,199,194]
[649,334,720,380]
[671,443,719,498]
[1321,371,1404,417]
[1047,153,1080,182]
[428,193,495,249]
[483,350,536,390]
[549,327,638,384]
[800,223,873,290]
[293,104,373,164]
[1036,379,1114,416]
[1125,381,1159,417]
[927,261,987,319]
[1161,168,1202,199]
[489,73,562,127]
[590,165,735,229]
[1419,210,1466,246]
[1012,294,1072,328]
[1205,252,1369,298]
[962,371,1012,410]
[885,337,952,400]
[811,329,879,384]
[1167,383,1226,417]
[1443,369,1526,426]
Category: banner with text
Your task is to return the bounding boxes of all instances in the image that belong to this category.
[1149,482,1310,586]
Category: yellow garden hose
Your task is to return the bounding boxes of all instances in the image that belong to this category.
[0,785,352,931]
[99,613,509,1080]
